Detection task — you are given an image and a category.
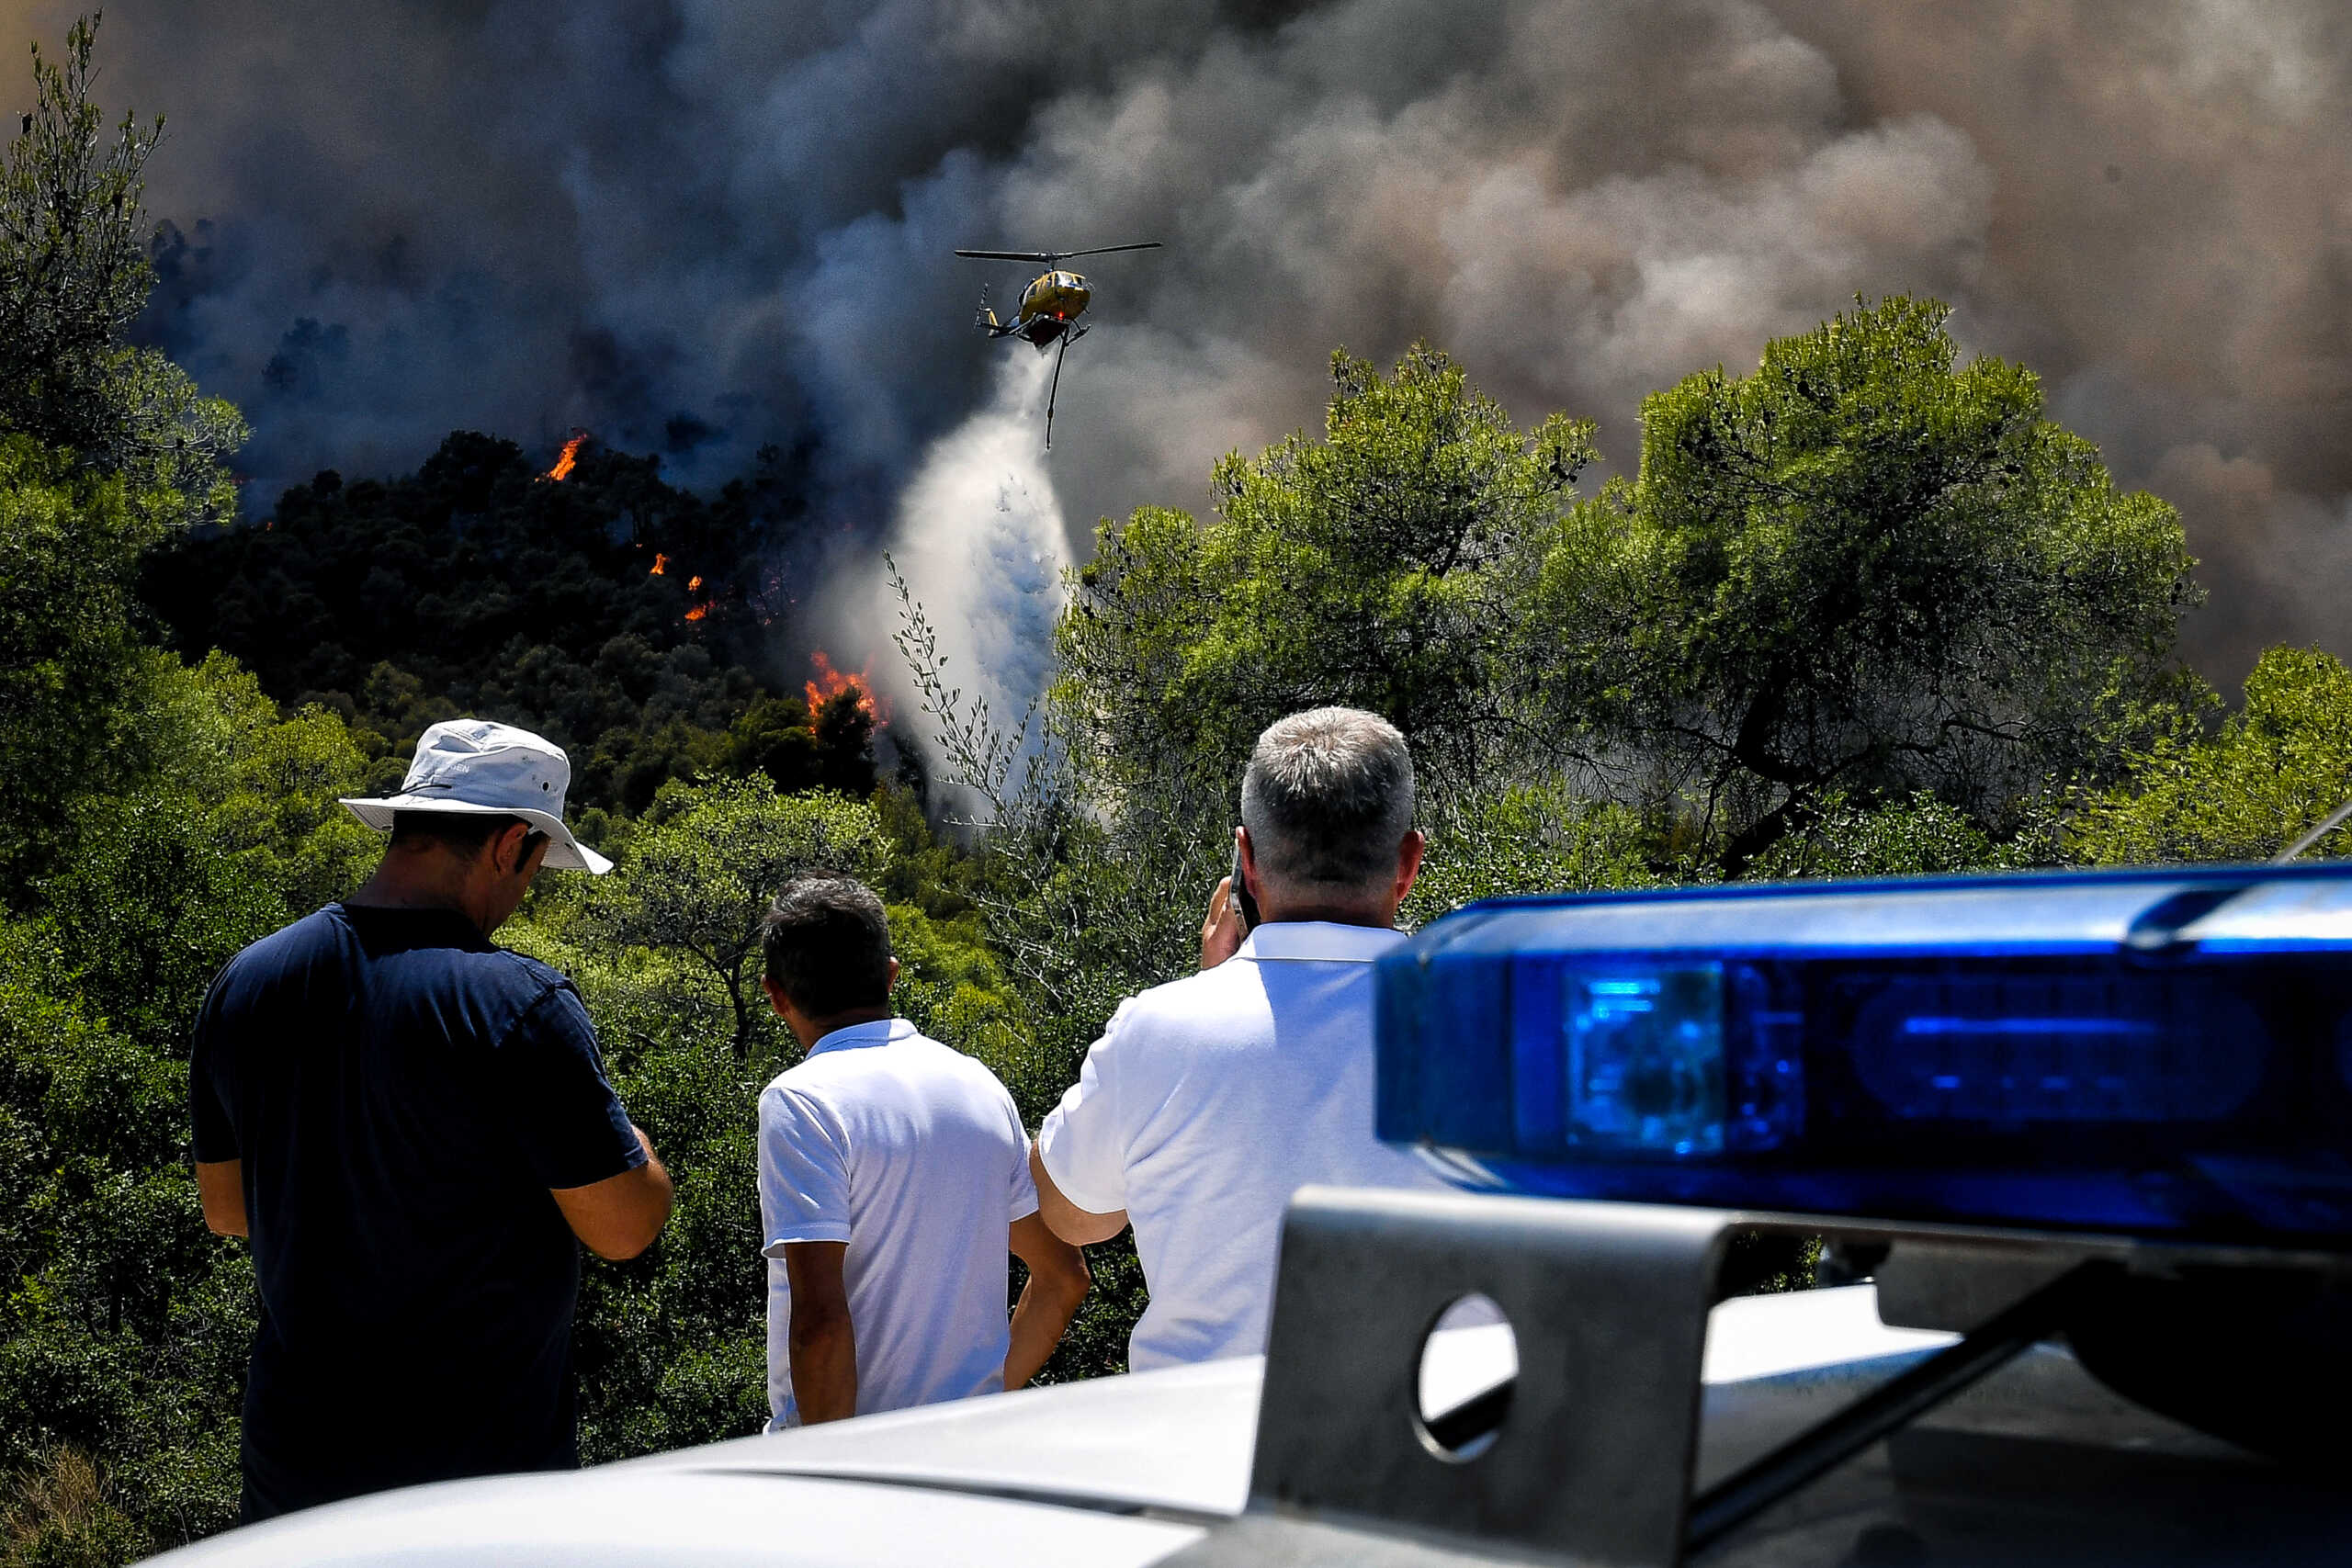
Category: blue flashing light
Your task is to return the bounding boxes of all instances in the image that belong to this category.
[1374,864,2352,1246]
[1565,966,1725,1156]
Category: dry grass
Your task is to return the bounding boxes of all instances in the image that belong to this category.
[1,1448,144,1568]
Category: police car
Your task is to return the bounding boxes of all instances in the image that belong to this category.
[147,866,2352,1566]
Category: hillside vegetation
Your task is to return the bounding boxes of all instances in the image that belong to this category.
[6,21,2349,1566]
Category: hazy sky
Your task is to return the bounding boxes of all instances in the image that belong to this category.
[6,0,2346,685]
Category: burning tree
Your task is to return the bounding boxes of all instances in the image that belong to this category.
[543,433,586,481]
[720,665,880,801]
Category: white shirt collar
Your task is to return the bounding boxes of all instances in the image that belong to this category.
[807,1016,919,1056]
[1237,920,1408,964]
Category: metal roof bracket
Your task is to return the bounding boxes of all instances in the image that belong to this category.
[1235,1187,1734,1567]
[1168,1189,2127,1567]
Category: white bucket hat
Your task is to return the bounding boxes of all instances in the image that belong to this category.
[340,718,613,874]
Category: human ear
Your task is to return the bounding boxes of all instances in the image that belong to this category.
[503,825,548,877]
[485,821,522,875]
[1394,829,1426,901]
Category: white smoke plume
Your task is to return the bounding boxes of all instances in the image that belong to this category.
[5,0,2348,689]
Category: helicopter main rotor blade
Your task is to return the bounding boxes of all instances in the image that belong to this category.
[1049,242,1163,261]
[954,242,1163,265]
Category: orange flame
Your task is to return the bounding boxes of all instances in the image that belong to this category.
[805,650,885,725]
[650,552,670,576]
[545,433,586,482]
[687,574,703,592]
[684,603,710,622]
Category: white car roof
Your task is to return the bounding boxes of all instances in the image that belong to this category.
[141,1286,1950,1566]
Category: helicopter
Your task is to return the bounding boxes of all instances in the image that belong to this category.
[955,242,1160,447]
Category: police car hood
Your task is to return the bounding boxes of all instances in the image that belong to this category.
[138,1288,1949,1567]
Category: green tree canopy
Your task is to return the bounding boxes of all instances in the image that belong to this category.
[0,653,379,1563]
[2069,646,2352,866]
[0,17,243,519]
[1532,296,2205,873]
[1054,345,1598,800]
[0,437,175,895]
[568,777,890,1060]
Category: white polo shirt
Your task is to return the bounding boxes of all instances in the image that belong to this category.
[759,1018,1038,1427]
[1035,921,1456,1371]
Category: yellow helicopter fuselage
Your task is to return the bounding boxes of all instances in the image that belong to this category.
[1018,270,1091,324]
[1011,270,1091,346]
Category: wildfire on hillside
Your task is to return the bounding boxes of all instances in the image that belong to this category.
[806,651,885,726]
[544,433,586,482]
[673,564,715,622]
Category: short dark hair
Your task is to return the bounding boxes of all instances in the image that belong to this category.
[1239,707,1416,889]
[389,810,540,861]
[761,873,893,1019]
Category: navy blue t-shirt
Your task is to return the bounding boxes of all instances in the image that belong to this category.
[189,903,644,1521]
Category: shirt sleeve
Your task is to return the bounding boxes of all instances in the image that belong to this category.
[1005,1094,1040,1224]
[188,980,239,1163]
[760,1084,853,1252]
[1034,1001,1133,1216]
[492,984,645,1190]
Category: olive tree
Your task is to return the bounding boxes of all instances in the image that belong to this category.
[571,777,889,1061]
[0,17,243,519]
[2068,647,2352,867]
[1054,345,1598,803]
[1531,297,2205,874]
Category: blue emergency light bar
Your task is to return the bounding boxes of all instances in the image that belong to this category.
[1375,865,2352,1247]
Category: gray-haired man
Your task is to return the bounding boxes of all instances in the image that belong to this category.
[1030,706,1455,1370]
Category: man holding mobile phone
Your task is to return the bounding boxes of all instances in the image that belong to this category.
[1217,838,1262,957]
[1028,706,1456,1371]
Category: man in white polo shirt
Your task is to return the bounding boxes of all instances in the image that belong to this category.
[1031,706,1459,1371]
[757,874,1089,1426]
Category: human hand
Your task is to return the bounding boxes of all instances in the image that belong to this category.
[1201,876,1245,970]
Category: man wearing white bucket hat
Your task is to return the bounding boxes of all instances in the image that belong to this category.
[189,719,673,1523]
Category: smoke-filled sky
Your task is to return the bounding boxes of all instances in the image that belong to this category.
[9,0,2350,687]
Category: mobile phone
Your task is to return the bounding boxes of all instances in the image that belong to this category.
[1229,841,1261,931]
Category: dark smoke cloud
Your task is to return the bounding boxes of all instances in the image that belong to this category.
[1755,0,2352,687]
[6,0,2346,683]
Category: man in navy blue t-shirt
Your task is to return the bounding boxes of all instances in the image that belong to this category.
[191,720,673,1523]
